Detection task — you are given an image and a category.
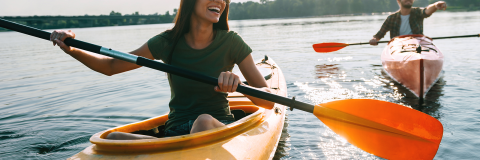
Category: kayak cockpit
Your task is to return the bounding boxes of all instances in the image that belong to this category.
[90,104,265,153]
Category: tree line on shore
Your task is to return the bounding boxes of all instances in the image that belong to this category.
[440,0,480,9]
[229,0,479,20]
[0,10,176,31]
[1,0,478,31]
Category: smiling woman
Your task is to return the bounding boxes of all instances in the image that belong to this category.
[46,0,273,139]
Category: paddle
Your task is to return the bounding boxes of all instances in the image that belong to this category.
[0,18,443,160]
[313,34,480,53]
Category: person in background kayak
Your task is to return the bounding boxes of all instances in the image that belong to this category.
[49,0,274,139]
[369,0,447,45]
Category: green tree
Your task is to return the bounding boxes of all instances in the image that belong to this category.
[109,11,122,16]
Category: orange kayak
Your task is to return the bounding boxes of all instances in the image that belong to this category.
[381,35,444,98]
[69,56,287,160]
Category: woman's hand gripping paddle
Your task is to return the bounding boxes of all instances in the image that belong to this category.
[0,18,443,160]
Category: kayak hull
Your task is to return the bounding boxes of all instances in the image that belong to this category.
[381,35,444,98]
[69,56,287,160]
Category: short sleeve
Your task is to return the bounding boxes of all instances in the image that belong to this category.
[229,32,252,65]
[147,32,171,61]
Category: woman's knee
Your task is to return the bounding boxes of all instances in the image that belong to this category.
[191,114,221,133]
[195,114,215,124]
[194,114,225,128]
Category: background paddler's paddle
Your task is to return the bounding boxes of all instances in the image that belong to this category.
[313,34,480,53]
[0,18,443,160]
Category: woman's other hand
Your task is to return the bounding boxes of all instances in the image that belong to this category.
[50,30,76,53]
[215,71,242,93]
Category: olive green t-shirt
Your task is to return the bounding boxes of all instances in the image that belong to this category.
[147,30,252,131]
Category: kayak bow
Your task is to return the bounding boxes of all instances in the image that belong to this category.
[381,35,444,99]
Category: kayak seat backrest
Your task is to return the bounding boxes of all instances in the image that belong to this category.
[231,109,246,121]
[230,106,257,121]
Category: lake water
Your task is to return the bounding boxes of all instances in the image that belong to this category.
[1,11,479,159]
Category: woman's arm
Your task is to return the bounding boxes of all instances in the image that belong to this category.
[51,30,155,76]
[215,54,275,109]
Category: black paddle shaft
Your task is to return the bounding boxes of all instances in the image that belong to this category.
[0,18,315,113]
[348,34,479,46]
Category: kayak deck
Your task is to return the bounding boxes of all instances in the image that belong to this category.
[381,35,444,98]
[69,56,287,160]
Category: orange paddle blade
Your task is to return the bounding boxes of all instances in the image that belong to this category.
[312,43,349,53]
[314,99,443,160]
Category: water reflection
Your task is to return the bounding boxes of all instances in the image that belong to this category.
[415,80,445,119]
[380,71,445,119]
[288,78,384,159]
[315,64,340,79]
[273,113,291,160]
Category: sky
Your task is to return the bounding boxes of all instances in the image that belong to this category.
[0,0,261,16]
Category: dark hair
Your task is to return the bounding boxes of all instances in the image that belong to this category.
[166,0,230,64]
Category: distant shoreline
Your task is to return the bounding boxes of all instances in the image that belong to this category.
[1,7,478,32]
[0,14,175,32]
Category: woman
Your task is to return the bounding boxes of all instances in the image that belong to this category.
[50,0,274,139]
